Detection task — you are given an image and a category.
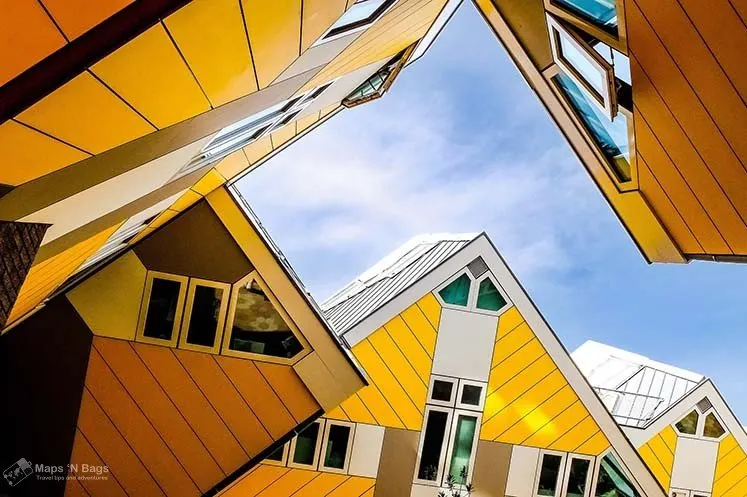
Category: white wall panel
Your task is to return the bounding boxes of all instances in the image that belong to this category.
[348,423,385,478]
[432,308,498,381]
[505,445,540,497]
[670,437,718,492]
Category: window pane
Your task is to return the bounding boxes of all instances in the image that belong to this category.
[553,0,618,33]
[143,278,181,340]
[594,453,640,497]
[439,274,471,306]
[228,280,303,358]
[418,410,449,481]
[461,385,482,406]
[558,34,606,97]
[566,458,591,497]
[448,415,477,483]
[324,425,351,469]
[293,423,320,465]
[704,413,725,438]
[555,73,631,182]
[432,380,454,402]
[326,0,392,38]
[675,410,699,435]
[476,278,507,311]
[186,285,224,347]
[538,454,563,496]
[265,445,284,461]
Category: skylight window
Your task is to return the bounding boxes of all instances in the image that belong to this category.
[316,0,396,44]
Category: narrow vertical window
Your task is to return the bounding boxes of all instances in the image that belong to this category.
[179,280,229,353]
[323,424,352,470]
[293,423,321,466]
[448,414,478,483]
[143,278,182,341]
[565,457,591,497]
[417,410,449,481]
[537,453,563,496]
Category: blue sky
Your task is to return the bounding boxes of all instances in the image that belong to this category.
[238,3,747,420]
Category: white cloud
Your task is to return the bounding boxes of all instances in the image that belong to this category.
[238,83,611,299]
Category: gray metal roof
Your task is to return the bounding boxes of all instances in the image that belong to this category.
[573,341,704,428]
[322,233,479,335]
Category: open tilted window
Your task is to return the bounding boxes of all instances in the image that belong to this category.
[342,46,413,108]
[315,0,397,45]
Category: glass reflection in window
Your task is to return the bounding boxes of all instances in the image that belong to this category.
[556,73,631,182]
[554,0,618,33]
[594,453,640,497]
[448,415,477,483]
[185,285,224,347]
[227,280,303,358]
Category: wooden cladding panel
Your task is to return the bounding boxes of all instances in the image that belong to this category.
[714,434,747,497]
[627,0,747,257]
[221,466,375,497]
[637,425,677,490]
[71,336,318,496]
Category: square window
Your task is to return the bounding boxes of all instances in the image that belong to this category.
[460,385,482,406]
[432,380,454,402]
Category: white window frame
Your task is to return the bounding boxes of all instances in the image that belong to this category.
[312,0,398,46]
[319,420,356,474]
[441,409,482,487]
[456,379,487,411]
[560,454,595,497]
[435,269,511,316]
[673,407,729,442]
[288,419,326,470]
[413,406,454,486]
[535,450,568,497]
[547,14,617,120]
[428,375,458,407]
[435,270,475,311]
[263,442,289,467]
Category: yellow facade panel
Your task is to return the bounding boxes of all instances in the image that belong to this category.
[353,339,422,430]
[295,112,320,134]
[368,328,427,409]
[647,431,675,471]
[383,315,432,382]
[17,71,155,154]
[241,0,301,88]
[66,251,146,341]
[7,223,120,325]
[549,416,597,452]
[355,382,405,429]
[0,120,90,186]
[638,444,670,489]
[0,0,66,86]
[496,306,524,338]
[400,301,437,358]
[491,322,534,366]
[164,0,259,107]
[215,150,252,181]
[91,23,211,129]
[417,293,441,330]
[487,338,545,393]
[326,477,375,496]
[497,385,578,445]
[326,405,350,421]
[574,431,610,456]
[242,136,274,164]
[192,169,226,197]
[148,209,180,230]
[170,189,203,212]
[300,0,347,50]
[339,393,377,425]
[40,0,132,40]
[483,356,557,421]
[256,468,318,496]
[219,465,288,496]
[520,400,587,449]
[285,472,348,497]
[270,124,298,150]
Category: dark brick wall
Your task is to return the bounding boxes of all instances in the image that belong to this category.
[0,221,48,328]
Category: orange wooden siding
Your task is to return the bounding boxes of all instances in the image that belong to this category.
[219,465,375,497]
[67,337,320,496]
[627,0,747,257]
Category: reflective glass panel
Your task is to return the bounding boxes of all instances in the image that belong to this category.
[675,410,699,435]
[432,380,454,402]
[461,385,482,406]
[538,454,563,496]
[143,278,181,340]
[439,274,471,306]
[293,423,320,465]
[228,280,303,358]
[418,410,449,481]
[594,453,640,497]
[324,425,351,469]
[554,0,618,33]
[185,285,224,347]
[566,458,591,497]
[704,413,726,438]
[556,73,631,182]
[476,278,507,311]
[558,33,606,97]
[448,415,477,483]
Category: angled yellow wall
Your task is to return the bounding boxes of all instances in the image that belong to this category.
[220,465,374,497]
[327,293,440,431]
[713,434,747,497]
[638,425,677,490]
[480,307,610,455]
